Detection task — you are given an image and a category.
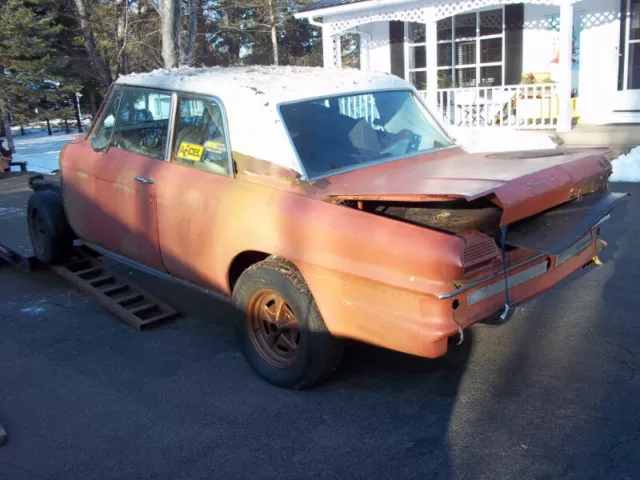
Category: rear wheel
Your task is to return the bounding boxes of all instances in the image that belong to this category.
[27,190,73,265]
[232,257,344,389]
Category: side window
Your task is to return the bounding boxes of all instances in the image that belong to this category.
[171,97,231,176]
[110,89,172,160]
[90,90,123,149]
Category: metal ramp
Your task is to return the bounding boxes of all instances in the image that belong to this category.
[51,248,179,330]
[1,172,180,330]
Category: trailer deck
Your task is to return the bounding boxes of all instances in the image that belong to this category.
[0,172,58,270]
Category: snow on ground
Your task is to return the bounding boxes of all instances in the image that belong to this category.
[10,131,79,174]
[610,146,640,182]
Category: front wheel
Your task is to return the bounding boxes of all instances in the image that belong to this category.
[27,190,73,265]
[232,257,344,389]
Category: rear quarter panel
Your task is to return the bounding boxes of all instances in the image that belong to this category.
[153,163,466,341]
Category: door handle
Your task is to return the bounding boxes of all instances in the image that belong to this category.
[135,177,155,184]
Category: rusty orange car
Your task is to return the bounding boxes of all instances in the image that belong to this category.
[26,66,626,388]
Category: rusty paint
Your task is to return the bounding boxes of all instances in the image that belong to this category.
[317,147,613,227]
[59,136,619,360]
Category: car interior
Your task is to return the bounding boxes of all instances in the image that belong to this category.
[172,101,230,176]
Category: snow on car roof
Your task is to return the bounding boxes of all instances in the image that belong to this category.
[115,66,409,103]
[115,66,414,177]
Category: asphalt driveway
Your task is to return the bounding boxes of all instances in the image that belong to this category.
[0,183,638,480]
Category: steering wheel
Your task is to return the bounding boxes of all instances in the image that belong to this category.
[406,133,422,153]
[379,131,422,156]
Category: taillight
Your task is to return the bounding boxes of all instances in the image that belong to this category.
[457,231,501,273]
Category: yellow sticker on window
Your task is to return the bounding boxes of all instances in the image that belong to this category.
[204,141,226,154]
[177,142,204,162]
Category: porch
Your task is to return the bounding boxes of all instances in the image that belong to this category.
[295,0,585,133]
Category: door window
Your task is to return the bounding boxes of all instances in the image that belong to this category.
[171,97,232,176]
[90,90,123,150]
[109,90,172,160]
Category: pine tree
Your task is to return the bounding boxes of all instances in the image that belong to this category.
[0,0,67,151]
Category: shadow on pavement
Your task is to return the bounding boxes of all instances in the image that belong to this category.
[0,174,637,480]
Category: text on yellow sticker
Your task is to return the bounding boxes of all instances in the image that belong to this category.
[177,142,204,162]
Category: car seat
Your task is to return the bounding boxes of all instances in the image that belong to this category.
[173,104,229,176]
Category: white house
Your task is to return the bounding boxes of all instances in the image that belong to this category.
[295,0,640,133]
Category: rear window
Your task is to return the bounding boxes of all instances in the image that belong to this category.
[279,90,453,179]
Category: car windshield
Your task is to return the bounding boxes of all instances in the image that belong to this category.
[279,90,454,179]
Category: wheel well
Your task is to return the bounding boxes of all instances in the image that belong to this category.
[228,250,271,291]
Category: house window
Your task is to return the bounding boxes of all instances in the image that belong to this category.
[406,23,427,89]
[621,0,640,90]
[405,7,505,90]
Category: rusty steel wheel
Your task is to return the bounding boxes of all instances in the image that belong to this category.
[247,289,301,369]
[233,257,344,389]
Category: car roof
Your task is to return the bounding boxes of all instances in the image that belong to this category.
[115,66,410,104]
[114,66,415,178]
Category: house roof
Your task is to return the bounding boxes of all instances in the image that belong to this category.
[298,0,366,13]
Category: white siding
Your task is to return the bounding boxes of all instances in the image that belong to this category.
[358,22,392,74]
[522,4,561,79]
[576,0,621,123]
[523,0,622,123]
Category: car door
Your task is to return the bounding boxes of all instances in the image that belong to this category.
[63,87,171,272]
[154,94,236,289]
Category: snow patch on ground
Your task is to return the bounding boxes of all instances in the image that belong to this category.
[10,132,79,174]
[20,300,47,315]
[610,146,640,183]
[0,207,25,218]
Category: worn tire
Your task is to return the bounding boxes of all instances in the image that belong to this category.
[232,257,344,389]
[27,190,74,265]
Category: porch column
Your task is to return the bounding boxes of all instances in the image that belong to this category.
[557,1,574,132]
[322,28,337,68]
[426,19,438,110]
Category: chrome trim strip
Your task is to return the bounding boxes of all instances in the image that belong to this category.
[467,260,549,306]
[79,241,231,303]
[555,214,609,266]
[555,235,592,266]
[592,213,611,229]
[437,253,546,299]
[439,213,611,300]
[164,91,179,162]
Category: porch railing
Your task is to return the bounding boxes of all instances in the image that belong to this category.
[419,84,560,130]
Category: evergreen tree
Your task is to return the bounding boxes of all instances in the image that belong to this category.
[0,0,71,150]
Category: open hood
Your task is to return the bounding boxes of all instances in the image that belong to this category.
[321,147,614,226]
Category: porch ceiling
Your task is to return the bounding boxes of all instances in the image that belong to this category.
[297,0,366,13]
[297,0,583,35]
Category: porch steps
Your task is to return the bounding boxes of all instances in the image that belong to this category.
[51,248,179,330]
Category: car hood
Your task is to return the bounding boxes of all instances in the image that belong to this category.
[319,147,614,225]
